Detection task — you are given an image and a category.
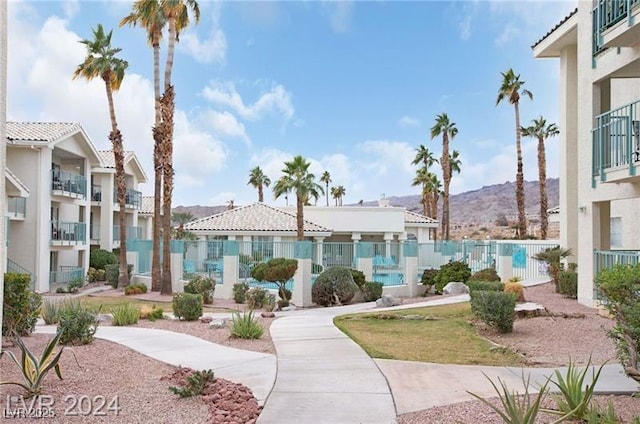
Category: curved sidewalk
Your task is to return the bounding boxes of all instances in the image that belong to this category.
[35,325,276,405]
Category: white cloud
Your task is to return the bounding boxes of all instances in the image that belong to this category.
[249,148,293,181]
[62,0,79,19]
[459,14,472,40]
[494,23,520,48]
[180,28,227,64]
[198,110,250,146]
[209,192,236,206]
[398,116,421,128]
[202,80,295,123]
[322,1,354,33]
[356,140,416,177]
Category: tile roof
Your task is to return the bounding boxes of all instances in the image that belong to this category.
[184,202,332,233]
[97,150,135,168]
[404,210,438,224]
[531,7,578,49]
[6,122,82,144]
[140,196,155,215]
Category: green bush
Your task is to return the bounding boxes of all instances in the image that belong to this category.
[169,369,215,398]
[105,264,133,289]
[350,269,366,290]
[470,290,516,333]
[86,267,107,283]
[57,299,99,345]
[470,268,501,282]
[67,277,85,294]
[251,258,297,301]
[468,281,504,293]
[172,293,203,321]
[124,283,148,295]
[2,273,42,337]
[111,303,140,326]
[558,270,578,299]
[246,287,269,310]
[230,310,264,339]
[420,268,439,290]
[361,281,384,302]
[41,298,78,325]
[89,249,117,270]
[146,306,164,321]
[433,261,472,294]
[184,275,215,304]
[312,267,358,307]
[232,282,249,304]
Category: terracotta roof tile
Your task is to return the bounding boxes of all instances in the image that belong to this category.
[6,122,81,144]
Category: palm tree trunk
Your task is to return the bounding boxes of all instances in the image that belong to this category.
[441,134,451,240]
[103,78,129,288]
[537,136,548,239]
[258,185,264,202]
[514,102,527,239]
[151,39,162,292]
[296,194,304,241]
[325,183,329,206]
[160,86,175,295]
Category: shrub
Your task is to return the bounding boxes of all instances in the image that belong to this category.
[532,246,572,292]
[57,300,99,345]
[124,283,148,296]
[232,282,249,304]
[41,298,73,325]
[504,282,525,302]
[140,305,164,321]
[111,303,140,326]
[230,310,264,339]
[89,249,117,270]
[251,257,297,301]
[558,270,578,299]
[172,293,203,321]
[263,294,276,312]
[246,287,269,310]
[470,290,516,333]
[350,269,366,290]
[470,268,501,282]
[105,264,134,288]
[508,276,522,283]
[420,268,439,292]
[433,261,472,294]
[361,281,383,302]
[184,275,215,305]
[86,267,107,283]
[468,281,504,293]
[312,267,358,307]
[3,273,42,337]
[67,277,85,294]
[169,369,215,398]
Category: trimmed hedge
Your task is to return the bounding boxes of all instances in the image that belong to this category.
[172,293,203,321]
[470,290,516,333]
[558,270,578,299]
[504,282,525,302]
[467,280,504,293]
[350,269,366,290]
[420,269,438,289]
[2,273,42,337]
[184,275,215,304]
[312,267,358,307]
[433,261,471,294]
[361,281,384,302]
[469,268,501,282]
[89,249,117,270]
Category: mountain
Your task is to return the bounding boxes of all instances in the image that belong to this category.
[173,178,559,226]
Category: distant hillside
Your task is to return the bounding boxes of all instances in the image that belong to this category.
[173,178,559,226]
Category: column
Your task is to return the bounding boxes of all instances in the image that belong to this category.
[356,242,373,281]
[170,240,184,293]
[496,241,513,282]
[384,232,393,258]
[403,241,418,296]
[219,240,239,300]
[292,241,312,307]
[314,237,324,267]
[351,232,361,262]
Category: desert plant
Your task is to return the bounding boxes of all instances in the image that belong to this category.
[585,400,620,423]
[67,277,85,294]
[124,283,148,295]
[263,294,276,312]
[468,280,504,293]
[232,282,249,304]
[251,258,297,301]
[230,310,264,339]
[86,267,107,283]
[41,298,72,325]
[312,267,358,307]
[504,282,525,302]
[3,273,42,337]
[558,269,578,299]
[169,369,215,398]
[57,300,99,345]
[509,276,523,283]
[246,287,269,310]
[361,281,384,302]
[532,246,572,292]
[433,261,472,294]
[140,305,164,321]
[350,269,366,290]
[470,268,501,282]
[184,275,215,304]
[0,330,78,398]
[420,268,439,292]
[89,249,117,270]
[470,290,516,333]
[172,293,203,321]
[111,303,141,326]
[595,263,640,380]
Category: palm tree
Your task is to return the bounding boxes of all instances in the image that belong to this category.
[73,25,130,288]
[532,246,572,292]
[247,166,271,202]
[411,167,432,218]
[158,0,200,295]
[521,117,559,240]
[120,0,166,292]
[330,187,338,206]
[273,156,324,240]
[411,144,438,169]
[430,113,458,240]
[449,150,462,177]
[497,68,533,240]
[320,171,331,206]
[335,185,346,206]
[171,211,194,230]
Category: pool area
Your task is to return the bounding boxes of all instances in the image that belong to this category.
[372,273,405,286]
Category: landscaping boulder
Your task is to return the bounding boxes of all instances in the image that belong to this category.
[443,282,469,295]
[200,316,213,324]
[209,318,226,329]
[281,305,297,312]
[261,311,276,318]
[376,294,401,308]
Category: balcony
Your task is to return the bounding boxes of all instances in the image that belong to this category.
[51,169,87,199]
[593,0,640,55]
[91,185,102,202]
[113,225,143,242]
[50,266,84,290]
[51,220,86,246]
[7,196,26,219]
[592,98,640,184]
[113,188,142,210]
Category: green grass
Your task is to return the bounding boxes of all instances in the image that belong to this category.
[334,302,523,366]
[79,296,231,314]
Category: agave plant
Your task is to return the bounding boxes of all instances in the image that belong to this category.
[0,330,77,397]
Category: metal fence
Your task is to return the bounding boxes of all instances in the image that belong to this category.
[49,266,84,288]
[593,249,640,301]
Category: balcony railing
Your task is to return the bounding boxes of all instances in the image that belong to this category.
[51,169,86,199]
[113,225,143,241]
[593,249,640,300]
[592,98,640,182]
[113,188,142,209]
[51,220,86,245]
[7,196,26,218]
[593,0,640,55]
[50,266,84,288]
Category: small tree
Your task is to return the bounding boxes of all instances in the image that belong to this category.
[251,258,298,303]
[532,246,572,292]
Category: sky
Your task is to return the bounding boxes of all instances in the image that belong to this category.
[7,0,578,207]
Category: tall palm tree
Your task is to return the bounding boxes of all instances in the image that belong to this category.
[411,144,438,169]
[247,166,271,202]
[411,167,432,218]
[273,156,324,240]
[449,150,462,177]
[335,185,346,206]
[73,25,130,288]
[120,0,166,292]
[430,113,458,240]
[320,171,331,206]
[521,116,559,240]
[171,211,194,230]
[330,186,339,206]
[497,68,533,240]
[158,0,200,295]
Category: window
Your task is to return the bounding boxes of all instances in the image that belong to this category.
[610,217,622,249]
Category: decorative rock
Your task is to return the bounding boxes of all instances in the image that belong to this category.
[97,314,112,323]
[209,318,226,329]
[200,316,213,324]
[281,305,297,312]
[376,294,401,307]
[515,302,547,318]
[442,282,469,295]
[261,311,276,318]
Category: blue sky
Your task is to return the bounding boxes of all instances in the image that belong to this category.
[7,0,577,207]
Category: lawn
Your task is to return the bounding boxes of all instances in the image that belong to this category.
[334,302,523,366]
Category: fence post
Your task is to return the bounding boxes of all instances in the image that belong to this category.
[220,240,239,299]
[356,242,373,281]
[497,242,513,282]
[170,240,184,293]
[403,242,419,296]
[293,241,313,307]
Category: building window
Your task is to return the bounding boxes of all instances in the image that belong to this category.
[610,217,622,249]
